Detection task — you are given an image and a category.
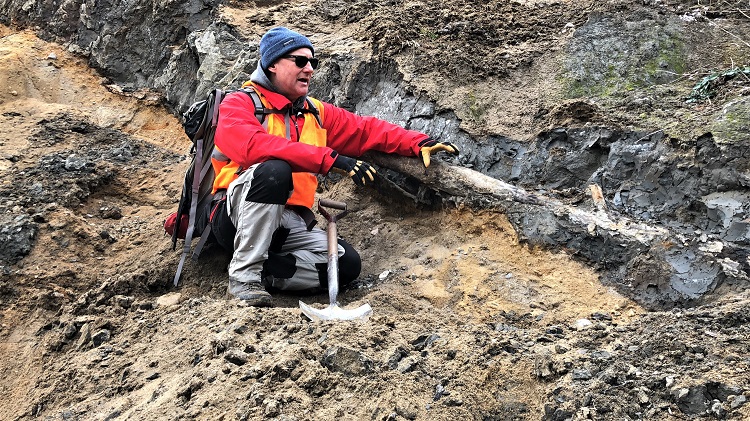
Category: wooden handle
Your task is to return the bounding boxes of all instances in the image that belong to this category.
[319,199,347,210]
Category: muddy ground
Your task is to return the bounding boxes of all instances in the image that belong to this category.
[1,1,750,420]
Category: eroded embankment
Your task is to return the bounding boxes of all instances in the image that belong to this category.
[1,10,750,421]
[3,0,749,308]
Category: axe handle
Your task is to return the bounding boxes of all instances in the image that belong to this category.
[326,219,340,307]
[319,198,347,210]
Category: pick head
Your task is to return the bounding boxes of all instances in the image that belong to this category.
[299,301,372,321]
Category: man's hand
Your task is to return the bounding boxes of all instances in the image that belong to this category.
[331,153,376,186]
[418,138,459,167]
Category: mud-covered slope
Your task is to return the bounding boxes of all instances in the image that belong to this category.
[5,0,749,306]
[1,0,750,420]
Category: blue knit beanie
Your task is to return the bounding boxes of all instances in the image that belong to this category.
[259,27,314,70]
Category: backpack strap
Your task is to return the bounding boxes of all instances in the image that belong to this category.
[241,87,323,130]
[304,97,323,127]
[240,87,282,130]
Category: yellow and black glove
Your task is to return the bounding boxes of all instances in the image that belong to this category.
[331,152,377,186]
[418,137,459,167]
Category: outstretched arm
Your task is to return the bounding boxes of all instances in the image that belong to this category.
[321,102,459,167]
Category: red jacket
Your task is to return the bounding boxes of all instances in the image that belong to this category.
[214,84,428,177]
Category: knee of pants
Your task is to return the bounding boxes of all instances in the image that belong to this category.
[246,160,293,204]
[337,240,361,286]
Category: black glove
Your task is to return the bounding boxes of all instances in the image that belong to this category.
[330,152,376,186]
[418,137,459,167]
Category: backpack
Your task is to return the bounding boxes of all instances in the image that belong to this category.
[165,87,322,286]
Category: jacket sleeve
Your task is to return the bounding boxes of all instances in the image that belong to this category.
[320,101,429,160]
[214,91,336,173]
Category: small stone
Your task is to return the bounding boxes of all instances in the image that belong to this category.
[99,205,123,219]
[537,335,555,343]
[113,295,134,309]
[379,270,390,280]
[321,346,373,376]
[62,323,78,340]
[535,361,553,379]
[387,347,407,369]
[263,399,281,417]
[711,400,725,418]
[591,312,612,321]
[76,323,92,349]
[134,301,153,311]
[443,395,463,406]
[728,394,746,409]
[224,349,249,366]
[91,329,111,347]
[398,356,420,373]
[433,384,448,401]
[572,369,592,380]
[574,319,593,330]
[156,292,182,307]
[230,323,248,334]
[240,366,263,381]
[545,325,564,335]
[626,365,641,378]
[590,350,611,360]
[411,333,440,351]
[638,390,649,404]
[47,52,57,60]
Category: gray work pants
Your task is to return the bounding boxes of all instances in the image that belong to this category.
[225,162,344,291]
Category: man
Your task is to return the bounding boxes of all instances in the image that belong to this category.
[211,27,458,306]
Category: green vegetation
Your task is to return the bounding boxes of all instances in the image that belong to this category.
[465,90,485,121]
[562,32,686,100]
[708,97,750,144]
[641,39,687,84]
[687,66,750,103]
[419,28,438,40]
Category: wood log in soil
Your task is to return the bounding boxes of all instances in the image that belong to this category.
[366,152,735,307]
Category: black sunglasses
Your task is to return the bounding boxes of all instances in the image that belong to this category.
[282,55,319,69]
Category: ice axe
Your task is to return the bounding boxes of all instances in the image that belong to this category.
[299,199,373,321]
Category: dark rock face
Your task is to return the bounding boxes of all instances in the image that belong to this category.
[2,0,747,308]
[0,214,37,266]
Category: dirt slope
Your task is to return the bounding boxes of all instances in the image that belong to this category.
[1,6,750,421]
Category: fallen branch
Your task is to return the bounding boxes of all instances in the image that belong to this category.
[366,152,668,247]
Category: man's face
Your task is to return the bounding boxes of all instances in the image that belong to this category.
[267,47,315,102]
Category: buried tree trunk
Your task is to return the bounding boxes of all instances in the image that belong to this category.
[365,152,747,309]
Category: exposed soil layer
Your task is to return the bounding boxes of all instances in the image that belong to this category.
[1,0,750,419]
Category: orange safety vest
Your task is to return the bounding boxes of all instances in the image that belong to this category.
[211,90,326,210]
